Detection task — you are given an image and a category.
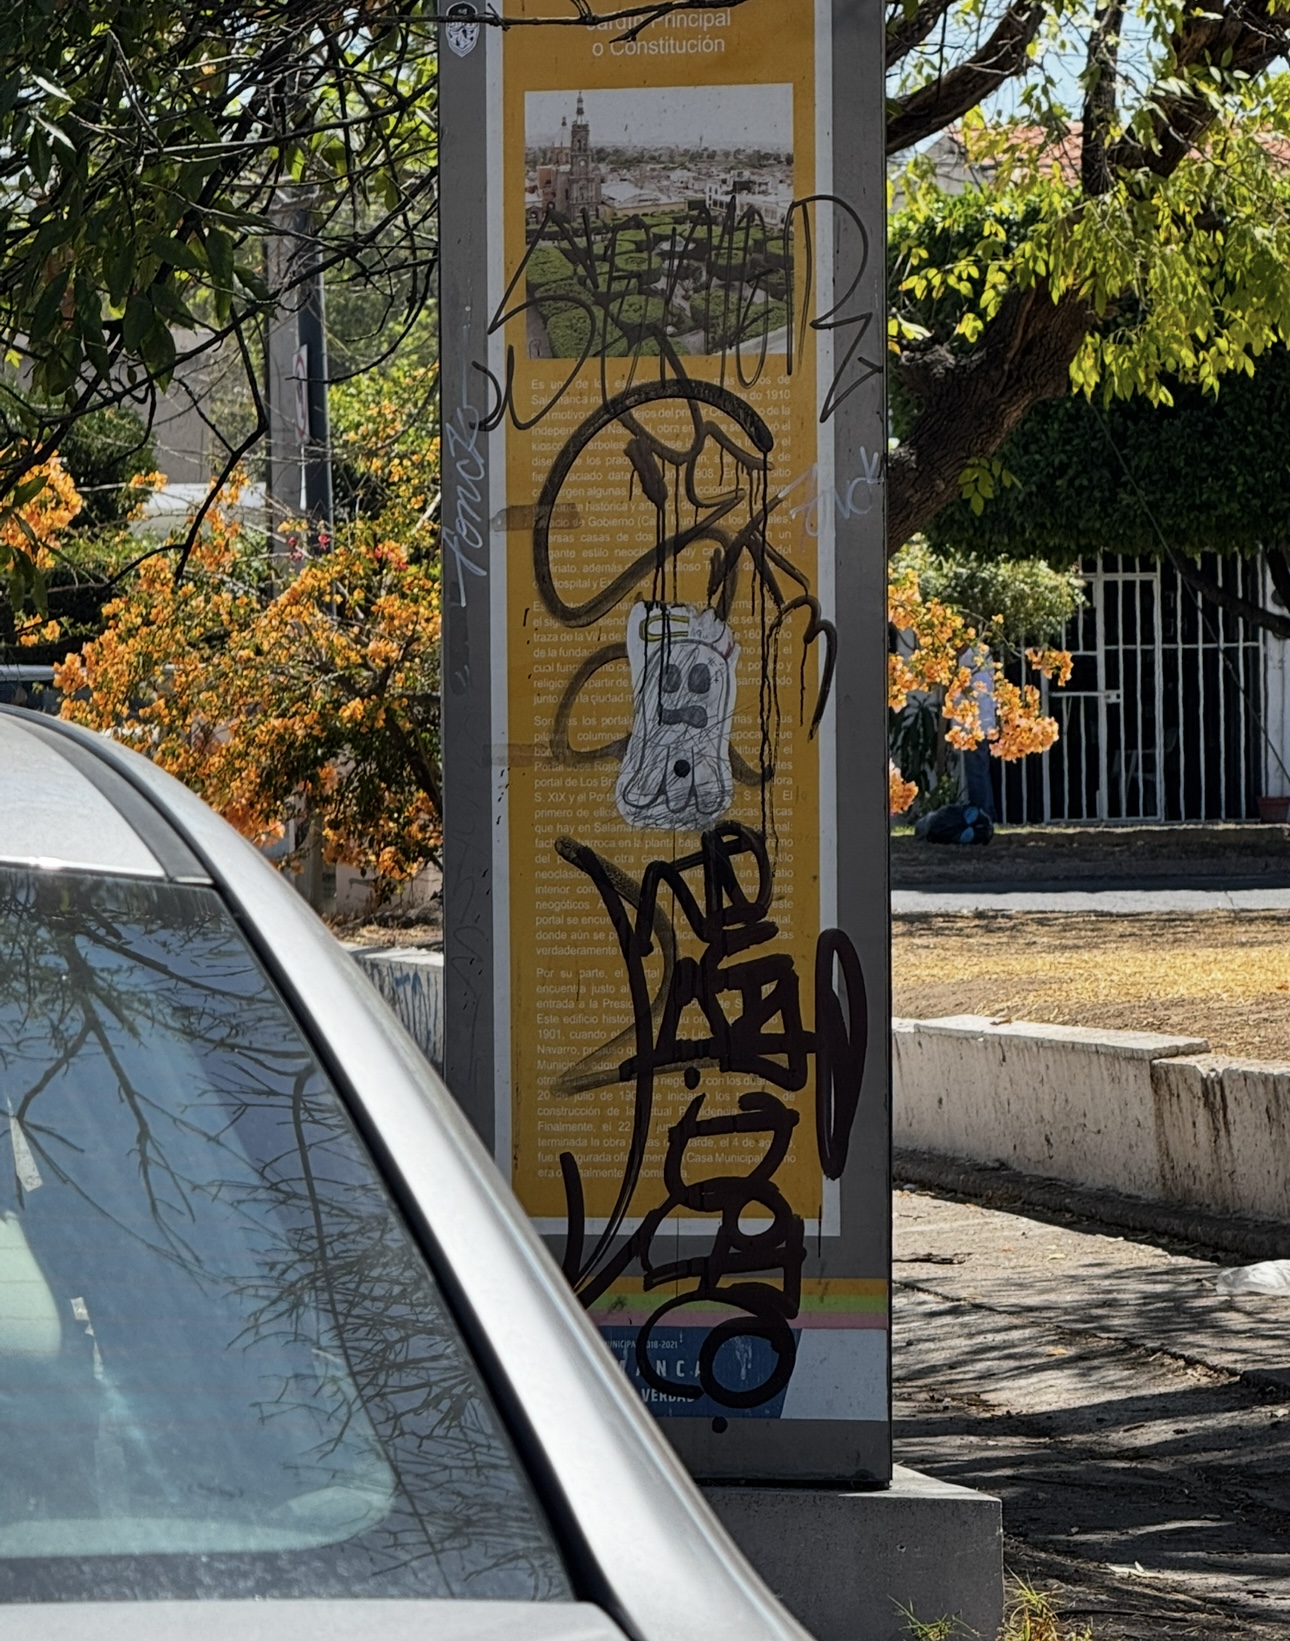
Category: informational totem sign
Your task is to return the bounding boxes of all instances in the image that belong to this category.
[440,0,889,1482]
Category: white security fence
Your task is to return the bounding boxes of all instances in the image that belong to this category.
[996,552,1267,823]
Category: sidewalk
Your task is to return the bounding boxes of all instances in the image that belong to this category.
[894,887,1290,914]
[891,824,1290,911]
[894,1183,1290,1639]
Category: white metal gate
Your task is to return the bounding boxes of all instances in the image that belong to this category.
[997,554,1264,824]
[1046,564,1163,821]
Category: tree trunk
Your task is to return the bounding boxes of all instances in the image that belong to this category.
[1170,550,1290,641]
[297,808,327,914]
[887,285,1093,554]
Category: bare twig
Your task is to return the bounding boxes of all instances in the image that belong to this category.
[886,0,1045,154]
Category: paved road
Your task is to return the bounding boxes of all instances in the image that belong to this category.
[893,888,1290,915]
[894,1185,1290,1639]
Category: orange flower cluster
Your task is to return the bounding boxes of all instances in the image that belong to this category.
[889,762,920,815]
[888,563,1070,809]
[991,678,1059,759]
[57,497,442,886]
[2,455,81,568]
[4,454,82,647]
[55,356,443,889]
[1025,644,1074,686]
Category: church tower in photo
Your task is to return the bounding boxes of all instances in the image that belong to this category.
[565,93,602,215]
[534,93,603,220]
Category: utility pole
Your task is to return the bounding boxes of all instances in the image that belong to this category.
[265,198,334,911]
[265,200,333,559]
[296,225,334,545]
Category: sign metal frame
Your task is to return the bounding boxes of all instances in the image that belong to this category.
[441,0,889,1484]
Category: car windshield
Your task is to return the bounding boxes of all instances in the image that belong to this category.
[0,866,570,1603]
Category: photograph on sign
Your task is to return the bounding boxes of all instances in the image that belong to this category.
[522,85,793,360]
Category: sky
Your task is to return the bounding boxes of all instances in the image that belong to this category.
[900,8,1159,137]
[526,84,793,155]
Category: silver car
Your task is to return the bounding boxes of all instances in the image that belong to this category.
[0,706,813,1641]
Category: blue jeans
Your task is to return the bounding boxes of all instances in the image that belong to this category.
[963,744,996,820]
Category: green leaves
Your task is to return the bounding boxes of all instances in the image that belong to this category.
[892,103,1290,464]
[0,0,441,608]
[120,294,154,355]
[887,0,1290,551]
[925,348,1290,562]
[8,473,49,511]
[957,455,1018,515]
[892,540,1086,646]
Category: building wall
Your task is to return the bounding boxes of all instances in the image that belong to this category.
[1262,607,1290,801]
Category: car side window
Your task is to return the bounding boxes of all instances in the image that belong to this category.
[0,866,571,1603]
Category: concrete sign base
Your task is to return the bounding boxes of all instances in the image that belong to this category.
[706,1468,1003,1641]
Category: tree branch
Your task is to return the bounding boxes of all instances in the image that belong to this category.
[385,710,443,818]
[890,0,1288,552]
[1080,1,1123,197]
[885,0,1290,561]
[887,283,1092,551]
[170,411,268,586]
[886,0,957,68]
[1107,0,1290,176]
[886,0,1044,154]
[1169,550,1290,640]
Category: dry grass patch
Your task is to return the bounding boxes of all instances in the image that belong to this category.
[893,911,1290,1061]
[901,1579,1095,1641]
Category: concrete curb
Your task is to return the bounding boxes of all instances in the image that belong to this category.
[343,959,1290,1258]
[342,955,1290,1252]
[893,887,1290,914]
[347,946,444,1071]
[893,1147,1290,1263]
[894,1014,1290,1228]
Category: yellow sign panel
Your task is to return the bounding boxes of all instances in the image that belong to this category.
[475,0,879,1426]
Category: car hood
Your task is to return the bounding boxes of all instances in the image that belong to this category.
[0,1599,627,1641]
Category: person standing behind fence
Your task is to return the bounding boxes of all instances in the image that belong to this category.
[960,644,998,821]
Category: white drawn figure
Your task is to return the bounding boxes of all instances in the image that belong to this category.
[444,3,480,57]
[615,602,739,832]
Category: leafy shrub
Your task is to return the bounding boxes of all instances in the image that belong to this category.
[525,247,575,289]
[710,256,748,284]
[689,288,786,349]
[893,542,1086,648]
[755,300,789,337]
[543,301,628,359]
[58,407,157,529]
[609,251,656,277]
[608,294,667,333]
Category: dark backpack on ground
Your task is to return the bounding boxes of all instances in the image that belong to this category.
[915,803,994,846]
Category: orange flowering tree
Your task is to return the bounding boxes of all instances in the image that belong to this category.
[1,455,83,651]
[888,546,1078,816]
[0,409,170,667]
[56,363,442,888]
